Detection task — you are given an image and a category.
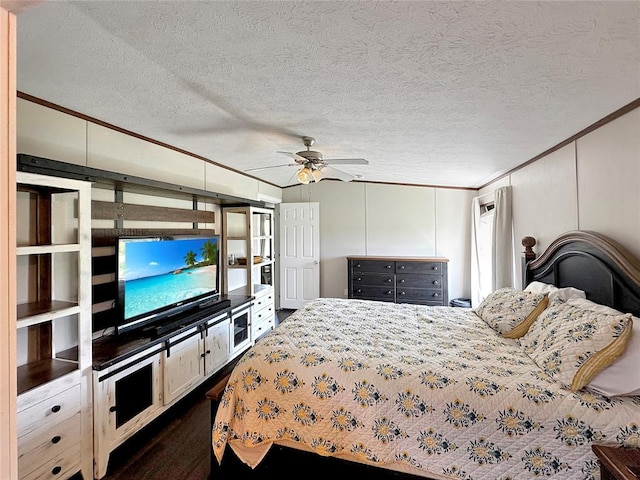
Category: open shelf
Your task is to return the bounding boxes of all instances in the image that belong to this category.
[17,358,79,396]
[17,300,80,325]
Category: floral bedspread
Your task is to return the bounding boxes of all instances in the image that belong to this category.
[212,298,640,479]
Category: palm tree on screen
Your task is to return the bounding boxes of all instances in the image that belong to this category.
[201,240,217,265]
[184,250,197,267]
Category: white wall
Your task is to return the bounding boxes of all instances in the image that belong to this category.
[481,107,640,286]
[282,181,475,301]
[16,98,282,203]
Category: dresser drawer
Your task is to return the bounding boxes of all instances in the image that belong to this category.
[350,259,395,273]
[396,273,443,288]
[351,285,395,301]
[396,287,444,303]
[18,414,80,479]
[395,261,444,274]
[18,385,81,438]
[351,272,394,287]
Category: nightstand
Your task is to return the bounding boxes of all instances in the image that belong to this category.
[592,445,640,480]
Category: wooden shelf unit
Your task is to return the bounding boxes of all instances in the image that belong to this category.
[15,171,93,480]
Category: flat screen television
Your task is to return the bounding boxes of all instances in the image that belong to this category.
[116,235,221,335]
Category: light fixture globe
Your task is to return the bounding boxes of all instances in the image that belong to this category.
[296,167,311,184]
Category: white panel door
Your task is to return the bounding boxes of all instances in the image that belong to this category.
[279,202,320,309]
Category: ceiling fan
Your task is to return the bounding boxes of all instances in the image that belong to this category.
[245,136,369,184]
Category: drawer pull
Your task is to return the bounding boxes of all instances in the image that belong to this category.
[399,291,406,295]
[52,466,62,475]
[385,265,392,269]
[433,266,439,271]
[433,293,440,297]
[51,435,61,444]
[399,265,405,269]
[109,406,117,413]
[201,352,206,357]
[356,289,362,293]
[51,405,61,413]
[433,280,439,285]
[356,263,361,268]
[387,278,392,283]
[399,279,405,283]
[356,277,362,281]
[386,290,392,295]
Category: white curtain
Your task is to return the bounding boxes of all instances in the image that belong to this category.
[470,196,483,307]
[470,186,514,307]
[491,186,514,291]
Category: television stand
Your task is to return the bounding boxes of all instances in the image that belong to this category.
[144,298,232,337]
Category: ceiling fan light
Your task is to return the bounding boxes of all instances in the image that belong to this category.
[312,169,323,182]
[297,167,311,184]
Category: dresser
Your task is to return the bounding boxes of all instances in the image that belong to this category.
[347,256,448,306]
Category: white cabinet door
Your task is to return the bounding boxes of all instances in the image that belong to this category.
[279,202,320,309]
[204,317,231,377]
[162,328,203,405]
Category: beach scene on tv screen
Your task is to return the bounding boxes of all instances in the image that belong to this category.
[121,238,218,320]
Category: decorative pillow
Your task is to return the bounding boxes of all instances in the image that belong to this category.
[566,298,640,396]
[524,281,586,302]
[519,297,634,392]
[474,287,549,339]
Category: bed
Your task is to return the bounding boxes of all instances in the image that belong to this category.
[211,230,640,479]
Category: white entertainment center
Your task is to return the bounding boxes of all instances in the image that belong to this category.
[15,154,276,480]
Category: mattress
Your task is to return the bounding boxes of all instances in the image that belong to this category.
[213,298,640,479]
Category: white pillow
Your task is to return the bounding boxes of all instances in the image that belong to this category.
[524,281,586,302]
[567,297,640,396]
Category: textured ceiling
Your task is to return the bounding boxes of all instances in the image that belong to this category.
[13,1,640,188]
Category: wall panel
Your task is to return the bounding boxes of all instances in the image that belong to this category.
[365,183,436,257]
[87,123,206,189]
[511,143,578,283]
[435,188,475,299]
[577,108,640,259]
[205,162,259,201]
[17,98,86,165]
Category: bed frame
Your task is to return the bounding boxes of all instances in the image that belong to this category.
[210,229,640,479]
[524,230,640,317]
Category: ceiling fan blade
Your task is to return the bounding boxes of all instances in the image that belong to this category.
[277,151,307,163]
[322,158,369,165]
[320,165,355,182]
[245,163,297,173]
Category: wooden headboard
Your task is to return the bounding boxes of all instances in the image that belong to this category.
[524,230,640,318]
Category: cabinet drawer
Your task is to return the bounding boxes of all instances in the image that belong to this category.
[351,286,395,301]
[18,414,80,479]
[395,261,443,274]
[18,385,81,438]
[253,291,274,311]
[396,273,443,288]
[351,273,394,287]
[20,441,80,480]
[253,314,274,340]
[253,303,274,325]
[350,259,395,273]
